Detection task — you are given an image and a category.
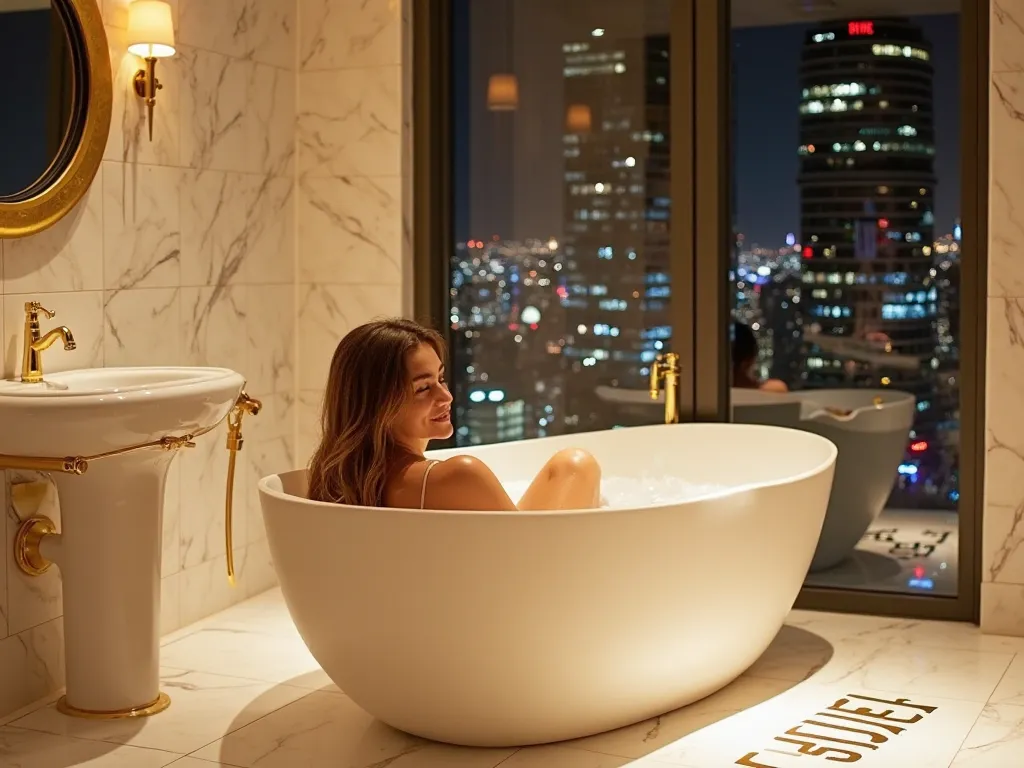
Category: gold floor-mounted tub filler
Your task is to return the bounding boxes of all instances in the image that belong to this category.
[1,300,262,719]
[649,351,681,425]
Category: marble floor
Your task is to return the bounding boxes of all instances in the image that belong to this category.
[804,508,960,597]
[2,589,1023,768]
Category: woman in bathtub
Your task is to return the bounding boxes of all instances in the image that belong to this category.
[307,318,602,511]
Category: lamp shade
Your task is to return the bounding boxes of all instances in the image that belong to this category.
[127,0,176,58]
[565,104,592,132]
[487,74,519,111]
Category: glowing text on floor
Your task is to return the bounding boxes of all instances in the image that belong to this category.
[735,693,938,766]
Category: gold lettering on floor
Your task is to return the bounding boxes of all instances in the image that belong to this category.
[735,694,939,766]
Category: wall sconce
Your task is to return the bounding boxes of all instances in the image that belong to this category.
[126,0,176,142]
[487,74,519,111]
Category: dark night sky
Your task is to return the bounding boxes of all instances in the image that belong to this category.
[732,14,962,247]
[452,9,963,249]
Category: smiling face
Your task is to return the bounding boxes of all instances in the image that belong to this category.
[391,342,454,449]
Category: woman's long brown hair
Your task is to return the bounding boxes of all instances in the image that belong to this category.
[307,318,445,506]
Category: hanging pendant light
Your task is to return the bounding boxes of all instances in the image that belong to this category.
[565,103,592,133]
[487,73,520,111]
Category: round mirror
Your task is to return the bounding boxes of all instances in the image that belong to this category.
[0,0,111,238]
[0,0,77,200]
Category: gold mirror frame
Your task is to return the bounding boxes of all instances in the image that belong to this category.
[0,0,112,239]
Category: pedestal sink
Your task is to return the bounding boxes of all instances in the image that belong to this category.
[0,367,246,718]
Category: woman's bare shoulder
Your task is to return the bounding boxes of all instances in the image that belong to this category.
[425,455,516,511]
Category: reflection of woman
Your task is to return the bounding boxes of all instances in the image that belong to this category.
[732,322,789,393]
[307,318,602,511]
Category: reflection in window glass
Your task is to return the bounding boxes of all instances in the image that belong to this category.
[729,7,961,597]
[450,0,672,445]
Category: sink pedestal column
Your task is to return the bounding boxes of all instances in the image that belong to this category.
[54,450,176,716]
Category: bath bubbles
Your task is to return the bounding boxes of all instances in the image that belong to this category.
[501,476,728,508]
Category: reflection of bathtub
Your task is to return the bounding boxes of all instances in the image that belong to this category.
[732,388,916,571]
[258,423,836,747]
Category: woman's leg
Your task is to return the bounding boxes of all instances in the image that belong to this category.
[516,448,602,511]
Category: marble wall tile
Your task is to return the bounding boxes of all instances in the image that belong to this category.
[246,284,295,395]
[181,285,248,375]
[298,176,402,285]
[177,0,295,69]
[5,476,62,636]
[180,171,250,288]
[249,64,297,178]
[1,183,104,295]
[103,162,183,291]
[299,0,400,71]
[247,0,297,70]
[244,392,295,544]
[297,66,401,178]
[296,283,402,391]
[105,25,182,167]
[994,1,1024,73]
[982,583,1024,637]
[239,537,278,598]
[180,551,246,627]
[161,572,182,637]
[179,49,254,173]
[177,0,250,60]
[180,53,295,178]
[103,287,182,367]
[0,618,64,718]
[297,389,323,468]
[989,73,1024,297]
[245,175,295,285]
[1,292,105,380]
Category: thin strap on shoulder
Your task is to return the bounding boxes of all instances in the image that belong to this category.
[419,460,440,509]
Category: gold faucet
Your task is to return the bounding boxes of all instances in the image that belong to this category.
[22,302,76,384]
[649,351,681,424]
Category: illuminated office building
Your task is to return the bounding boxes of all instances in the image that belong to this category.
[560,33,671,431]
[798,18,939,437]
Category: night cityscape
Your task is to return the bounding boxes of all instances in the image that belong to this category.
[450,9,962,511]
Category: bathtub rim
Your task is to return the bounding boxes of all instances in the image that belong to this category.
[261,422,838,517]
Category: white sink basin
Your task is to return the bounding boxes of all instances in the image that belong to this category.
[0,365,247,719]
[0,366,245,457]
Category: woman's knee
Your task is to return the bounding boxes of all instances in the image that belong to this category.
[549,448,601,480]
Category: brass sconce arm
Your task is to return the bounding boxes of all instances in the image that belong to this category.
[133,59,163,142]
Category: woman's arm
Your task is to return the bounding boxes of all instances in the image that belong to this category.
[423,455,518,511]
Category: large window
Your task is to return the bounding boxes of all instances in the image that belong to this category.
[728,3,967,601]
[448,0,684,446]
[422,0,984,621]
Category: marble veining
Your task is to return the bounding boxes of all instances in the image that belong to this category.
[994,1,1024,74]
[297,67,401,178]
[300,0,400,71]
[103,163,182,293]
[299,176,401,284]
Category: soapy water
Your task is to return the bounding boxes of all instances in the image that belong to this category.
[501,475,729,508]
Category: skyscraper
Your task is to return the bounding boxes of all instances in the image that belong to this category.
[559,33,671,432]
[797,18,939,439]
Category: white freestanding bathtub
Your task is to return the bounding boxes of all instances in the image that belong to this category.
[598,386,916,572]
[258,423,837,748]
